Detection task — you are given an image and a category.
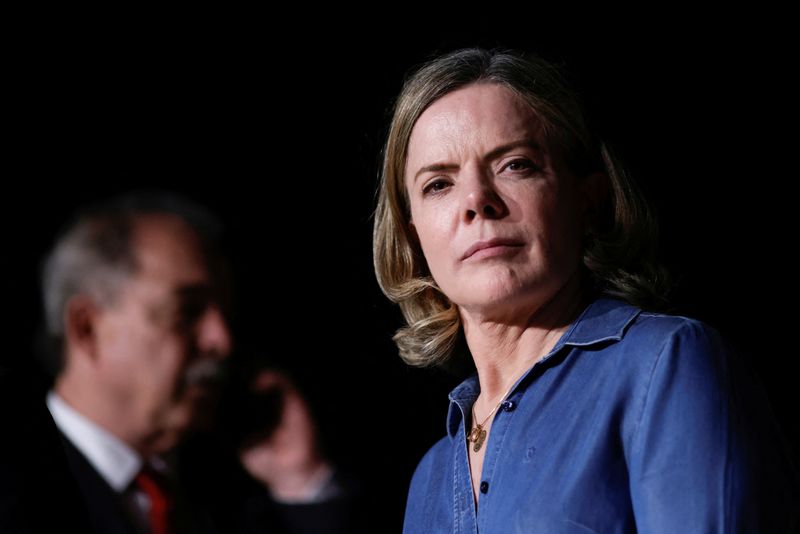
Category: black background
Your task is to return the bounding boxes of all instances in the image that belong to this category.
[4,17,797,530]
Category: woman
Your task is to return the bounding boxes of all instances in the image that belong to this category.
[374,48,797,532]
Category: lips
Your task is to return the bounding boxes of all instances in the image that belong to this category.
[461,238,524,260]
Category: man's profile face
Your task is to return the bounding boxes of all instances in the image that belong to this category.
[92,214,232,454]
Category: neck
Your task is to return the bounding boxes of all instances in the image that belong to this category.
[460,272,586,409]
[55,368,146,454]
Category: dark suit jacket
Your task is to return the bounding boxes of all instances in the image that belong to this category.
[0,368,92,534]
[60,435,218,534]
[59,431,367,534]
[0,368,366,534]
[59,436,145,534]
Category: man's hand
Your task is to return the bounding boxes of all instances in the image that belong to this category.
[238,370,332,502]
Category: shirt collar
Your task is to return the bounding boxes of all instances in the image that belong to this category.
[558,296,641,347]
[47,391,143,492]
[445,297,641,439]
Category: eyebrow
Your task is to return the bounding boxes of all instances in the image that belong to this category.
[485,139,543,162]
[412,139,543,182]
[413,163,459,183]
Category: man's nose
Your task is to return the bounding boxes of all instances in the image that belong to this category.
[196,305,232,359]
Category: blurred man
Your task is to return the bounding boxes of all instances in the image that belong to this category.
[37,193,359,533]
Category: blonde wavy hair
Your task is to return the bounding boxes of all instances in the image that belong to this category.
[373,48,669,368]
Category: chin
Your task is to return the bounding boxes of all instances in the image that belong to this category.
[456,277,555,316]
[473,270,533,295]
[456,291,526,317]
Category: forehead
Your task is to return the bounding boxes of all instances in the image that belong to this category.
[407,83,545,168]
[131,214,210,287]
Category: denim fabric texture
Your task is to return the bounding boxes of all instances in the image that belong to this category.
[403,298,798,533]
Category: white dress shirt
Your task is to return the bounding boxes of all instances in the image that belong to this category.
[46,391,142,491]
[47,391,163,531]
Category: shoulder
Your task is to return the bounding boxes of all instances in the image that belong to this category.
[572,297,724,354]
[631,310,730,370]
[634,311,726,361]
[618,310,800,530]
[591,297,729,364]
[576,298,730,381]
[618,306,765,455]
[614,307,735,400]
[633,308,722,342]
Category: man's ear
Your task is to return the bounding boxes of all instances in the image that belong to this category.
[580,171,609,227]
[63,294,100,362]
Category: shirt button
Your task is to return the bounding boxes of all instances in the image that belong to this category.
[501,400,516,412]
[480,481,489,494]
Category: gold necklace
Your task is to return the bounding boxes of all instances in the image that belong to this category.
[466,382,515,453]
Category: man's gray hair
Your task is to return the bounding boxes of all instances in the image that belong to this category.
[40,191,222,375]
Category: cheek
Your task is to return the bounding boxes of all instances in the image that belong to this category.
[115,328,188,393]
[526,180,580,232]
[96,319,149,373]
[148,336,192,392]
[533,197,583,263]
[410,196,453,246]
[413,215,452,273]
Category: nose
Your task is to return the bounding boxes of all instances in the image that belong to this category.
[196,304,232,360]
[462,168,507,222]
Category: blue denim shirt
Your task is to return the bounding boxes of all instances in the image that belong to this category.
[404,298,798,533]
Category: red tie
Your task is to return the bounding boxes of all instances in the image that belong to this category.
[135,465,174,534]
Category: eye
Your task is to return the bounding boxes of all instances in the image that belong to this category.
[173,298,210,329]
[182,300,206,319]
[502,158,539,174]
[422,178,451,195]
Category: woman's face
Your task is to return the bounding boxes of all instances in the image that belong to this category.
[405,83,592,318]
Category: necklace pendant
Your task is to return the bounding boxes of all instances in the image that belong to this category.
[468,426,487,452]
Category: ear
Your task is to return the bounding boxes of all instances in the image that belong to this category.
[579,171,609,227]
[63,294,101,363]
